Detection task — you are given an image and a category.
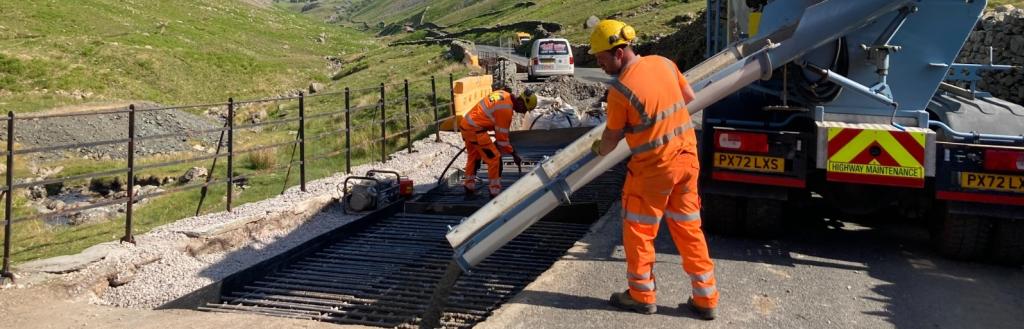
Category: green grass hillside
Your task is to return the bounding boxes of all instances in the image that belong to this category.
[0,0,475,264]
[299,0,706,45]
[0,0,374,113]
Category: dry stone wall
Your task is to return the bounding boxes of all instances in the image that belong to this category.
[958,5,1024,103]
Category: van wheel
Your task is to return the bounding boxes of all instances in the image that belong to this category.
[931,210,993,261]
[990,218,1024,265]
[701,194,744,235]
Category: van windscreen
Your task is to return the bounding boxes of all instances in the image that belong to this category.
[538,41,569,55]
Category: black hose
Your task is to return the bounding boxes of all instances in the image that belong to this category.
[437,146,467,186]
[529,114,543,130]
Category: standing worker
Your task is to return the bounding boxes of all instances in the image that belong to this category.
[460,88,537,197]
[589,19,719,320]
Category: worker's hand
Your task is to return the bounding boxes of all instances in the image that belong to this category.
[591,139,603,156]
[511,152,523,167]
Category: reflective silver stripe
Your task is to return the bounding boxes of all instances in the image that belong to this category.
[623,99,688,134]
[495,141,511,147]
[629,281,656,292]
[622,207,660,225]
[609,80,651,133]
[463,113,482,129]
[689,271,714,283]
[477,99,497,122]
[628,272,651,281]
[610,59,690,134]
[666,209,701,222]
[495,127,510,133]
[630,121,694,154]
[693,285,717,297]
[478,100,513,123]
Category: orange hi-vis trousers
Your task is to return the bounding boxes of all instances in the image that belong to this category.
[621,150,718,309]
[460,129,502,194]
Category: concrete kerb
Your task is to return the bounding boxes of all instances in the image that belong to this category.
[15,195,338,277]
[476,199,624,328]
[16,242,128,275]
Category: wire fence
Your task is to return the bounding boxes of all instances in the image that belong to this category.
[0,74,463,282]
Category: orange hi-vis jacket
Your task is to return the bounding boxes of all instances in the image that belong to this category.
[606,55,697,175]
[460,90,516,154]
[606,55,717,309]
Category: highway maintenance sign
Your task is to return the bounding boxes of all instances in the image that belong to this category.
[826,126,927,188]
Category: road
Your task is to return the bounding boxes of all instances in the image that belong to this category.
[478,200,1024,329]
[475,45,612,84]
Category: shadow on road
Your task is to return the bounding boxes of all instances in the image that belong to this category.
[707,200,1024,329]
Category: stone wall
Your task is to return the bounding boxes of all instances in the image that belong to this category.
[957,5,1024,103]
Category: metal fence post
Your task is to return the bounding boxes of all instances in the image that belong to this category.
[431,76,440,142]
[2,111,15,283]
[344,87,351,174]
[379,82,386,163]
[449,73,458,133]
[298,92,307,192]
[226,98,234,212]
[122,105,136,244]
[404,79,412,153]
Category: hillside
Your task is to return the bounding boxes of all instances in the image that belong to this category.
[0,0,373,113]
[288,0,707,45]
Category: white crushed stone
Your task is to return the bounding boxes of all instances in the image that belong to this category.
[52,132,468,309]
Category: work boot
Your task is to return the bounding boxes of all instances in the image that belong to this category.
[682,297,716,320]
[488,185,502,198]
[464,180,477,196]
[608,290,656,314]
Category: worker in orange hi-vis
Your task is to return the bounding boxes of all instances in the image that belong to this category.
[589,19,718,320]
[459,88,538,197]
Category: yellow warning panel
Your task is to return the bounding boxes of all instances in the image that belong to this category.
[826,127,927,186]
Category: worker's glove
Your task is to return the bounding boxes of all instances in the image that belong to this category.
[511,152,523,167]
[591,139,603,156]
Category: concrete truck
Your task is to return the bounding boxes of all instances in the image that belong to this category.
[700,0,1023,264]
[446,0,1024,271]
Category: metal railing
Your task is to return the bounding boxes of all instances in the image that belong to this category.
[0,74,461,282]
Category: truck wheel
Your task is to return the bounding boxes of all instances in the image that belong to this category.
[701,194,744,235]
[990,218,1024,265]
[931,211,993,261]
[744,198,785,238]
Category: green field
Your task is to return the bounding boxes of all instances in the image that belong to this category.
[292,0,706,45]
[0,0,372,113]
[0,0,474,264]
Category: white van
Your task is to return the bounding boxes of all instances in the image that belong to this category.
[528,38,574,81]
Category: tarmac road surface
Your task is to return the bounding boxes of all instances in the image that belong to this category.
[477,200,1024,329]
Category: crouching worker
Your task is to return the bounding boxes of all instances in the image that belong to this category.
[460,88,537,197]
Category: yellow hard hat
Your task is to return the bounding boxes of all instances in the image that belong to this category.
[588,19,636,54]
[520,89,538,112]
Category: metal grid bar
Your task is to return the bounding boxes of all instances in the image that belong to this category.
[200,167,625,328]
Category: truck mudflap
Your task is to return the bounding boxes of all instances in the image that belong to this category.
[936,142,1024,207]
[817,121,935,188]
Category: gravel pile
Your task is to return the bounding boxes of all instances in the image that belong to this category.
[55,132,467,309]
[534,75,606,111]
[7,105,220,161]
